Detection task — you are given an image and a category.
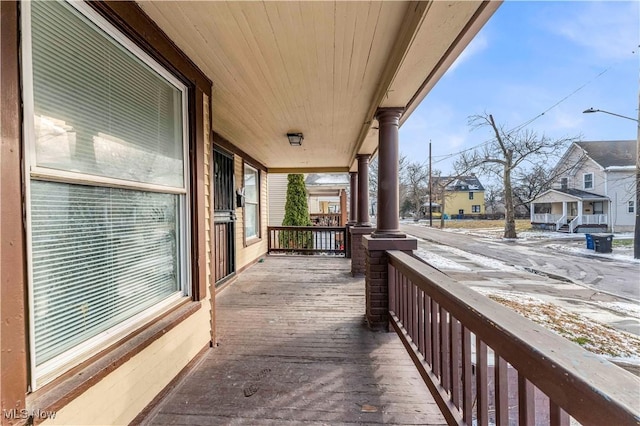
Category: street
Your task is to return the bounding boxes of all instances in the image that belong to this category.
[400,223,640,302]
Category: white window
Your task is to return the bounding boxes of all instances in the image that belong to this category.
[472,205,481,213]
[23,0,189,388]
[629,200,635,213]
[244,164,260,240]
[583,173,594,190]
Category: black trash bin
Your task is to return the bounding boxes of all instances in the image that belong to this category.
[593,234,613,253]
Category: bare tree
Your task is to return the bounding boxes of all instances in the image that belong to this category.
[455,113,577,238]
[401,160,429,218]
[483,183,504,218]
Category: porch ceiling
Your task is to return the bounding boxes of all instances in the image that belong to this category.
[137,1,500,172]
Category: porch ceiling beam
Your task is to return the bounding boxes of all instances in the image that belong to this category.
[268,167,350,174]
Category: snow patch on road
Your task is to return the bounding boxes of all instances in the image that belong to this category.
[411,235,519,272]
[414,248,471,271]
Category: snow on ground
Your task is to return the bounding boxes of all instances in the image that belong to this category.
[412,237,519,272]
[414,247,471,271]
[474,289,640,361]
[545,243,640,263]
[410,229,640,363]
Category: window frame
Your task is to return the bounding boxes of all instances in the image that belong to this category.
[243,163,261,242]
[472,205,481,213]
[469,192,474,200]
[583,173,594,190]
[22,0,192,389]
[629,200,635,214]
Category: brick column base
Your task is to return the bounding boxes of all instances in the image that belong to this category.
[350,226,373,276]
[363,236,417,330]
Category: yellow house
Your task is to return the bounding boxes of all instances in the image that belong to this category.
[437,176,485,218]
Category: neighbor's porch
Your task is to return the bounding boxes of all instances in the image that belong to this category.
[138,256,445,425]
[531,198,609,233]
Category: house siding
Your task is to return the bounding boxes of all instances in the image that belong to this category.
[235,156,269,271]
[607,169,636,231]
[268,173,289,226]
[444,191,485,217]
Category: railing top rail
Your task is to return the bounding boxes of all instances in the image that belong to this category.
[386,250,640,425]
[268,226,346,232]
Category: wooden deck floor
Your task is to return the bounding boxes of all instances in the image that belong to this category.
[141,256,445,425]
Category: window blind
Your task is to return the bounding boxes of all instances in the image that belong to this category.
[31,181,180,365]
[31,1,184,188]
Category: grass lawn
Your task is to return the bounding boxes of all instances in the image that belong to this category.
[613,238,634,248]
[440,218,532,232]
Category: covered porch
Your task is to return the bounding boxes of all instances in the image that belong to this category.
[138,256,445,425]
[530,189,609,233]
[136,254,639,426]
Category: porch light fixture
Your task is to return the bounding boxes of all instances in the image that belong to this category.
[287,132,304,146]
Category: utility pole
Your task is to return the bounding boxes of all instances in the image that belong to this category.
[429,140,433,227]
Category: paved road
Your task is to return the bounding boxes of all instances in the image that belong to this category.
[400,223,640,302]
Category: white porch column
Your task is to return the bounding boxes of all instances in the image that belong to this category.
[530,203,535,223]
[562,202,567,218]
[577,200,583,224]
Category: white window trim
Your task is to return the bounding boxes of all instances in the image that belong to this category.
[629,200,635,214]
[22,0,191,390]
[244,164,260,240]
[583,173,594,190]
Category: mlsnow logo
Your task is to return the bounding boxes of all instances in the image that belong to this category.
[3,408,57,420]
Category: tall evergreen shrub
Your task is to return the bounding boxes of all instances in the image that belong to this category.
[281,174,312,250]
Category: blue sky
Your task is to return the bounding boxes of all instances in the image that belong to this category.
[399,0,639,175]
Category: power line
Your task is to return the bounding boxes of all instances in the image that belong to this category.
[428,65,615,166]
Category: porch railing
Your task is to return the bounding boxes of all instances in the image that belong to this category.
[310,213,343,226]
[531,213,562,223]
[554,215,567,231]
[267,226,346,255]
[568,215,580,233]
[387,250,639,426]
[581,214,607,225]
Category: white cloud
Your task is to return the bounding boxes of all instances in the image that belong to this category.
[549,1,639,61]
[448,32,489,73]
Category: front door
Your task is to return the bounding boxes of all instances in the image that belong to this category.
[214,149,236,284]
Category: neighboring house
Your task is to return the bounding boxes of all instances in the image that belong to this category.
[268,173,349,226]
[530,140,636,233]
[305,174,349,225]
[433,175,486,218]
[267,174,289,227]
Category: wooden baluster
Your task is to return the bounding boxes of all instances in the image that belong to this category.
[440,306,450,392]
[462,327,473,423]
[431,299,440,379]
[476,338,488,426]
[389,266,396,314]
[518,375,535,426]
[495,354,508,426]
[408,281,415,338]
[451,318,461,409]
[550,401,570,426]
[424,295,432,365]
[417,289,424,357]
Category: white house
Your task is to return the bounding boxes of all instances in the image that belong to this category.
[530,140,636,233]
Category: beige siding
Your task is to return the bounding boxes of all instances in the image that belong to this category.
[268,173,288,226]
[42,305,210,426]
[235,156,269,271]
